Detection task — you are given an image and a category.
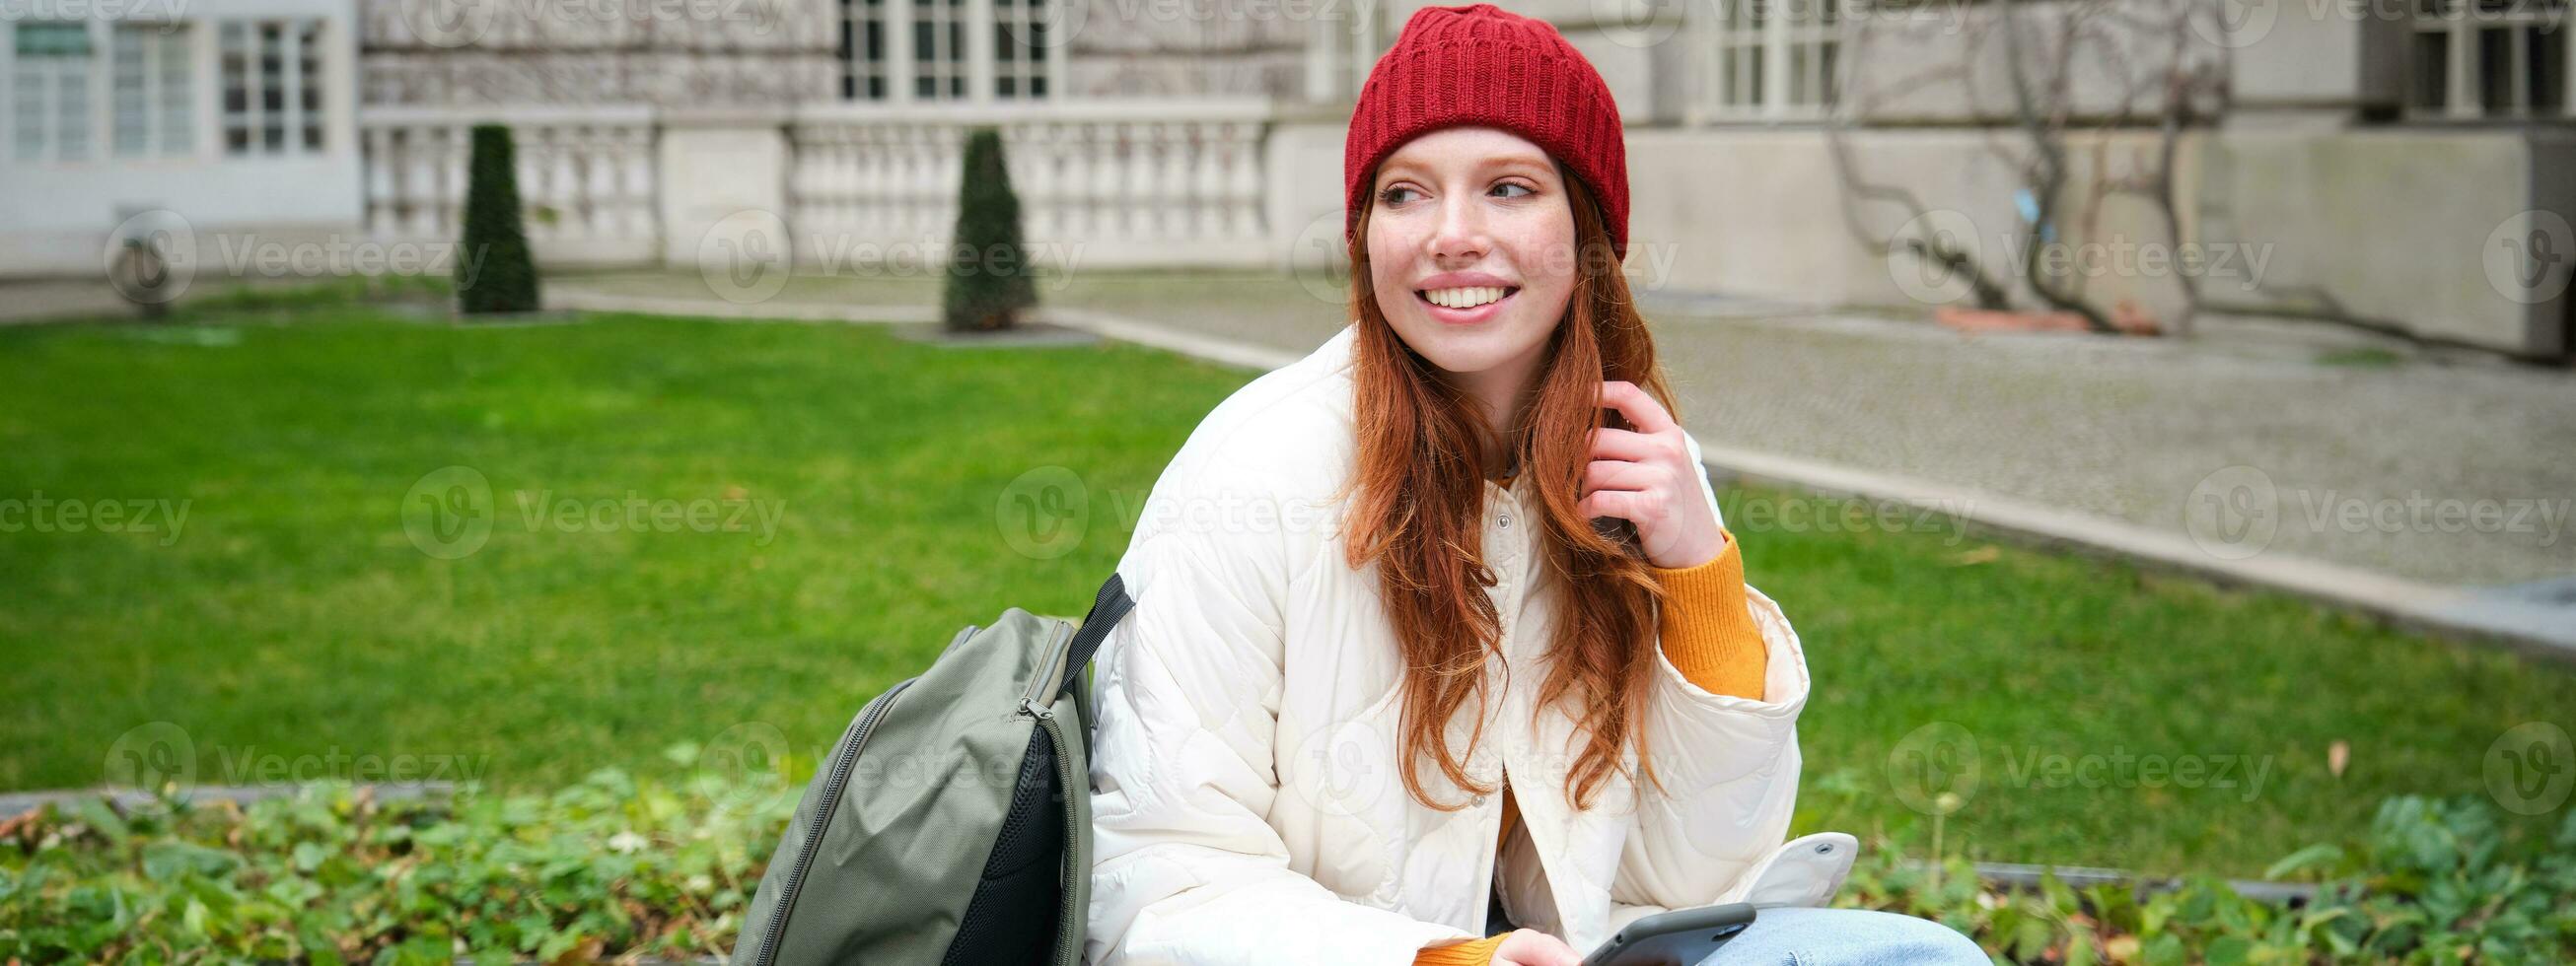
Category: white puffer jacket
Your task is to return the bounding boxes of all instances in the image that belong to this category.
[1082,326,1857,965]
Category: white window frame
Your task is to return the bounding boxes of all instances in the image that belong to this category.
[111,22,196,159]
[838,0,1060,103]
[911,0,967,100]
[220,17,326,157]
[841,0,892,101]
[9,20,100,164]
[1691,0,1843,123]
[990,0,1049,100]
[2407,0,2572,118]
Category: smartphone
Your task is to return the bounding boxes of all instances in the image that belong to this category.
[1580,903,1757,966]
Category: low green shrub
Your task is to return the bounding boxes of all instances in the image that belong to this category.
[1840,796,2576,964]
[0,746,791,964]
[3,756,2568,964]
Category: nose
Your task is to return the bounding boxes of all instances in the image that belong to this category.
[1426,192,1489,264]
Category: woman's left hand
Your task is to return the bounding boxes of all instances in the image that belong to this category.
[1580,380,1725,570]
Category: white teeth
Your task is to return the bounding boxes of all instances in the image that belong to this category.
[1422,286,1510,310]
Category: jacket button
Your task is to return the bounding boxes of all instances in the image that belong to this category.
[1473,794,1489,806]
[1498,514,1511,529]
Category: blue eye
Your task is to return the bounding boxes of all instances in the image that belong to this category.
[1493,182,1534,198]
[1379,185,1420,206]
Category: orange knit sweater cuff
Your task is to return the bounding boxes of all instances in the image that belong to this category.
[1647,527,1767,701]
[1414,933,1509,966]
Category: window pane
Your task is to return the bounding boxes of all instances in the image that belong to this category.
[115,28,149,157]
[299,21,322,150]
[13,64,46,160]
[2411,31,2449,110]
[161,29,191,156]
[15,22,91,56]
[1789,44,1809,105]
[2532,26,2564,113]
[2477,27,2512,114]
[1820,40,1838,106]
[58,57,88,160]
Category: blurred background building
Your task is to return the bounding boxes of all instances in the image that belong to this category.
[3,0,2569,357]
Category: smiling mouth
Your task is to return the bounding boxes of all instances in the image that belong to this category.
[1415,285,1520,310]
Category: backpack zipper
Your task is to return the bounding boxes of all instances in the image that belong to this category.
[1014,618,1086,966]
[1028,707,1084,966]
[750,625,956,966]
[1019,618,1077,715]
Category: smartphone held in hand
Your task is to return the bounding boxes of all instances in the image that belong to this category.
[1580,904,1757,966]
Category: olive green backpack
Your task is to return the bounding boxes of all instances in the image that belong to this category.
[731,575,1133,966]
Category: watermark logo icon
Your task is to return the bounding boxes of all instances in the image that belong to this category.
[2485,722,2573,815]
[693,721,795,813]
[1592,0,1685,48]
[1000,0,1087,49]
[2184,464,2279,561]
[1288,209,1359,307]
[103,208,197,307]
[398,0,499,48]
[700,208,793,306]
[2484,209,2573,307]
[1281,717,1395,819]
[1888,722,1979,816]
[403,466,495,559]
[2190,0,2280,49]
[1886,209,1986,305]
[997,465,1087,559]
[106,722,197,797]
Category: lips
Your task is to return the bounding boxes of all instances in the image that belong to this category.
[1420,285,1514,310]
[1411,272,1522,325]
[1413,285,1518,324]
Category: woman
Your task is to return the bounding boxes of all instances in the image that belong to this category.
[1083,6,1988,964]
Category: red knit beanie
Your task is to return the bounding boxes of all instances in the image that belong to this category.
[1343,3,1630,258]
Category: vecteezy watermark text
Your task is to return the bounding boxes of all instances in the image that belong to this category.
[0,492,190,546]
[401,466,787,559]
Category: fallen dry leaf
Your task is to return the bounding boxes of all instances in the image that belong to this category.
[1949,546,2001,566]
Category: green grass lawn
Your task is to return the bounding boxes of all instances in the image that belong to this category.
[3,302,2570,881]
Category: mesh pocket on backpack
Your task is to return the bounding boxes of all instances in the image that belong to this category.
[940,726,1066,966]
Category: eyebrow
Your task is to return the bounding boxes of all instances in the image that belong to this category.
[1376,153,1555,185]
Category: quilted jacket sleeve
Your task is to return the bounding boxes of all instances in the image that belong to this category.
[1082,455,1476,966]
[1606,432,1814,928]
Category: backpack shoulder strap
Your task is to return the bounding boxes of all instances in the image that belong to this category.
[1055,573,1133,697]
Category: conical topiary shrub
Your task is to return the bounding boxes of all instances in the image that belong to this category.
[941,128,1037,332]
[457,123,541,315]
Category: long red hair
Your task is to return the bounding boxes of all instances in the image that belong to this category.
[1333,168,1684,814]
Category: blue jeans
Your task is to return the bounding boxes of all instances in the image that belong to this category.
[1485,882,1985,964]
[1694,907,1989,965]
